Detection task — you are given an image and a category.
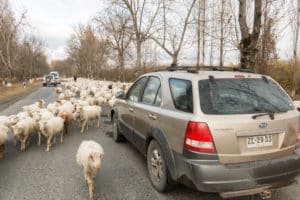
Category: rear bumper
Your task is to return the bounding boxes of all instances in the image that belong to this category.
[174,148,300,194]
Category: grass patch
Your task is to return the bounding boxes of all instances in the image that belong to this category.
[0,81,41,101]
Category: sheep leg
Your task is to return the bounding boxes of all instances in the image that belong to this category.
[85,174,94,200]
[46,135,53,152]
[64,122,68,135]
[0,144,4,159]
[88,181,94,200]
[13,135,17,146]
[81,120,87,133]
[26,134,32,147]
[37,131,41,146]
[20,135,28,151]
[96,116,100,128]
[60,131,64,143]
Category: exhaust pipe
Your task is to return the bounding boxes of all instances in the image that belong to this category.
[259,190,272,200]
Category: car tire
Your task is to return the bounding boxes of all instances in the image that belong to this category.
[147,140,173,192]
[112,114,124,142]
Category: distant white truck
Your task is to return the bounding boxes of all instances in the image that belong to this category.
[49,71,61,84]
[43,71,60,87]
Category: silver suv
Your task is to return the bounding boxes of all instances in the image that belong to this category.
[111,66,300,199]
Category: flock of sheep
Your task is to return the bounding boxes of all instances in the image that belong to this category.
[0,78,131,200]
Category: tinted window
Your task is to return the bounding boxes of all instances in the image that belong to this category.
[127,77,147,102]
[169,79,193,113]
[199,78,294,114]
[142,77,161,105]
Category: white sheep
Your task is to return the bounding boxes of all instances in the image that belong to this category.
[0,124,9,159]
[58,93,66,101]
[55,87,63,94]
[9,112,30,127]
[47,101,62,116]
[76,140,104,200]
[79,105,102,134]
[0,116,10,127]
[22,99,45,113]
[39,116,64,152]
[11,117,36,151]
[33,109,55,146]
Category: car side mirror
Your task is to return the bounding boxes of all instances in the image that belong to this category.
[115,91,125,99]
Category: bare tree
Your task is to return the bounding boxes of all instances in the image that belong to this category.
[291,0,300,97]
[0,0,26,79]
[238,0,263,70]
[111,0,162,70]
[151,0,197,65]
[96,9,132,82]
[219,0,225,66]
[67,25,110,79]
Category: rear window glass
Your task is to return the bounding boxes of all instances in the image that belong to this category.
[199,78,294,114]
[169,78,193,113]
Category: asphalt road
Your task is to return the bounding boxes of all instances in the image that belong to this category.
[0,87,299,200]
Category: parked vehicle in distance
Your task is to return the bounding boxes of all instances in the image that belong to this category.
[43,74,57,87]
[49,71,60,84]
[111,66,300,199]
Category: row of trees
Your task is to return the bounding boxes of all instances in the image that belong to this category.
[53,0,300,95]
[0,0,49,82]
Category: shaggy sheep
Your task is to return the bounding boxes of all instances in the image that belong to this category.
[39,116,64,152]
[33,109,55,146]
[58,101,75,135]
[22,99,45,115]
[0,124,9,159]
[55,87,63,94]
[47,101,62,116]
[0,116,10,127]
[11,117,36,151]
[79,105,102,134]
[76,140,104,200]
[58,93,66,101]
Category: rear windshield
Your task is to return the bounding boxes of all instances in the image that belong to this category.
[199,78,294,114]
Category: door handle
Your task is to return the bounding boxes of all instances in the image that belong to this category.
[129,107,134,112]
[148,114,157,120]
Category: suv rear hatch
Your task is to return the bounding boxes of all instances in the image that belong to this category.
[198,76,298,164]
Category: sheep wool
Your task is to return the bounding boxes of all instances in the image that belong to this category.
[76,140,104,200]
[0,124,9,159]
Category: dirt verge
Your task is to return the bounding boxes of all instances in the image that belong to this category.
[0,81,41,112]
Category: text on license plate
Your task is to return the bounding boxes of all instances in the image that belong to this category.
[247,135,272,148]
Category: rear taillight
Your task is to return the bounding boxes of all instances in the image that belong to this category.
[184,121,216,153]
[297,117,300,143]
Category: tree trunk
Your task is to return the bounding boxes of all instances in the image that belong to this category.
[172,52,178,66]
[238,0,262,70]
[196,0,201,67]
[136,39,142,69]
[219,0,225,66]
[291,0,300,98]
[202,0,206,65]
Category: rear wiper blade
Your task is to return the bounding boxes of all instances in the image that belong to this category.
[252,113,275,120]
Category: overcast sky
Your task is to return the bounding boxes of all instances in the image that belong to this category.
[9,0,294,65]
[10,0,103,62]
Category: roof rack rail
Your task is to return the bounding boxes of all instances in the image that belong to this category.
[166,65,254,73]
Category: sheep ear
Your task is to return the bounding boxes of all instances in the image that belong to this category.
[89,154,94,161]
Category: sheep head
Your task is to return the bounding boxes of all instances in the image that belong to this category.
[88,152,104,171]
[38,99,45,108]
[11,125,22,136]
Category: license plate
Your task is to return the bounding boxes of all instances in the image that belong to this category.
[247,135,272,148]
